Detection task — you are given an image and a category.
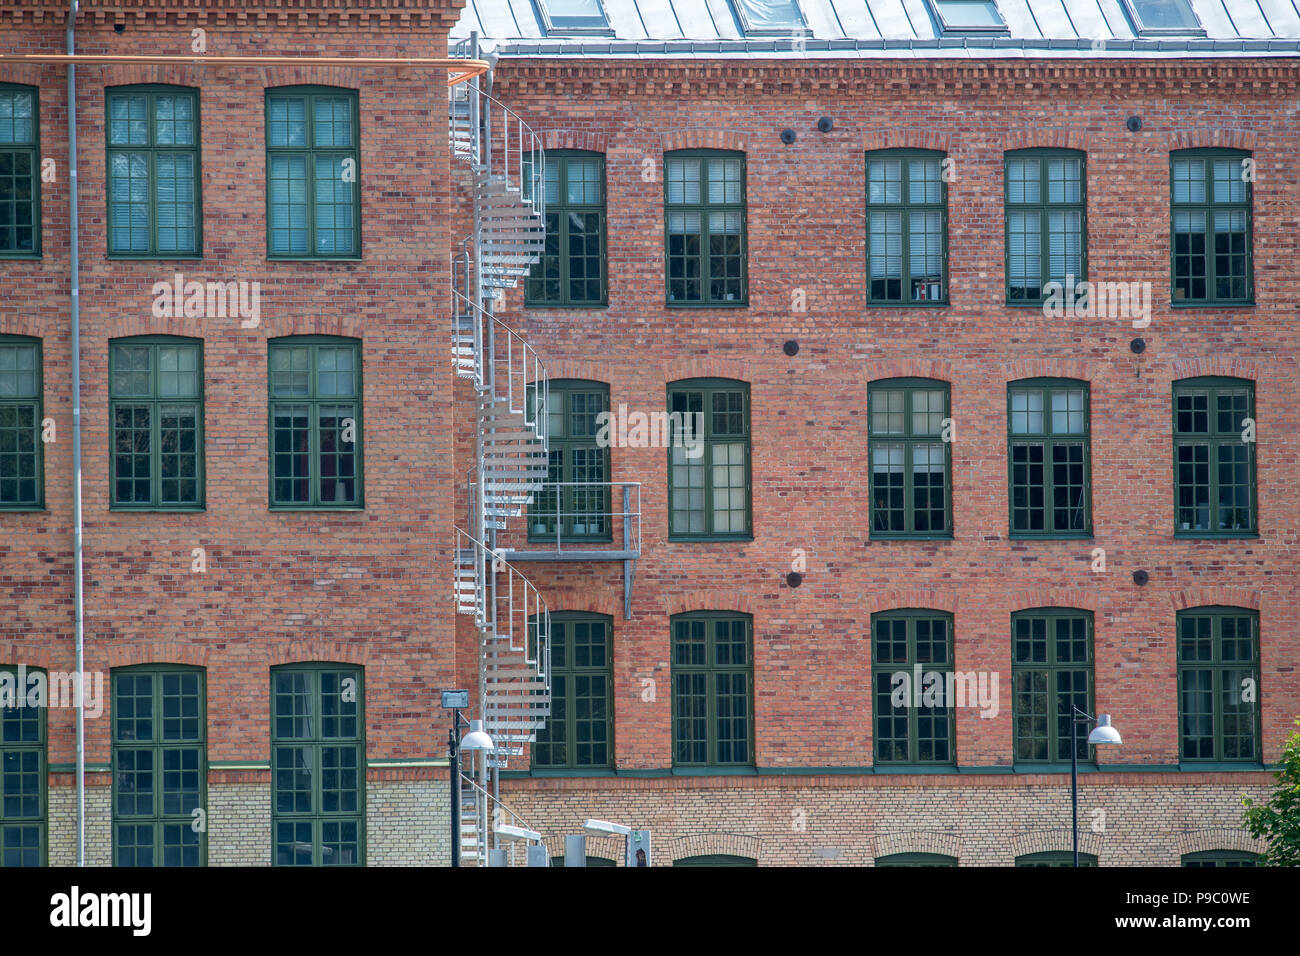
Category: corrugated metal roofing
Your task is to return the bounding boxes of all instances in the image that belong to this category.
[449,0,1300,56]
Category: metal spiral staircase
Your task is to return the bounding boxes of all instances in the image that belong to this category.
[448,68,552,865]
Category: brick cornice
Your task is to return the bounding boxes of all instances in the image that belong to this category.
[2,0,466,30]
[494,59,1300,98]
[1169,588,1262,612]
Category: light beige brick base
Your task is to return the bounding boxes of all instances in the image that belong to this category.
[500,779,1273,866]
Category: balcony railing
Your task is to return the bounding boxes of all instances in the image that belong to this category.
[496,482,641,561]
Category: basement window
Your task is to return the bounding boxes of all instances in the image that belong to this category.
[734,0,807,34]
[539,0,614,36]
[1121,0,1206,35]
[927,0,1009,34]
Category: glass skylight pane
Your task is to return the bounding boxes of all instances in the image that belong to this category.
[735,0,806,33]
[1126,0,1203,32]
[932,0,1007,31]
[542,0,610,32]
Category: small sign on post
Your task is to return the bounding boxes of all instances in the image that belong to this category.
[627,830,651,867]
[441,689,470,709]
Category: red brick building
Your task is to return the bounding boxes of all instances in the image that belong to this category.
[1,0,1297,867]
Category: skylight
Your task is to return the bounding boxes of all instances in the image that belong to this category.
[1121,0,1206,35]
[928,0,1009,34]
[735,0,808,35]
[539,0,613,36]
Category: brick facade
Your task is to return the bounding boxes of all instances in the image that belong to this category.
[2,0,1297,866]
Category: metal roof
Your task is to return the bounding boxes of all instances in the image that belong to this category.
[449,0,1300,57]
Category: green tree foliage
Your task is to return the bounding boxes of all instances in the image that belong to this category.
[1243,718,1300,866]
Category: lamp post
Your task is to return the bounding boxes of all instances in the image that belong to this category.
[443,689,493,868]
[1071,708,1122,867]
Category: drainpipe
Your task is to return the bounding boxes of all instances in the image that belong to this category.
[66,0,85,868]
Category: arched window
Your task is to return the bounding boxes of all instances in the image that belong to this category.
[1007,378,1091,537]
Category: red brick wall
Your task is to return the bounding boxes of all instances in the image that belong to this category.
[0,1,464,767]
[471,58,1300,773]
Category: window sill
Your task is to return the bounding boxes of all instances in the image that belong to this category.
[869,533,954,541]
[866,301,951,308]
[872,764,958,774]
[1004,300,1058,308]
[524,302,609,310]
[1011,762,1099,774]
[269,506,366,512]
[1174,530,1259,540]
[665,300,749,309]
[267,257,363,263]
[0,252,42,260]
[107,253,203,261]
[1169,300,1255,309]
[1008,533,1094,541]
[110,506,206,513]
[1177,761,1268,772]
[669,766,758,776]
[0,505,46,513]
[668,534,754,544]
[526,536,615,546]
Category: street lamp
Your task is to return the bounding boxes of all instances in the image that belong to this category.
[1071,708,1122,867]
[444,688,494,868]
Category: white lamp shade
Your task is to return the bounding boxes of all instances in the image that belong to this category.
[1087,713,1122,745]
[460,719,495,751]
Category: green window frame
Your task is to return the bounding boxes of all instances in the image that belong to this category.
[1171,149,1252,304]
[268,336,362,509]
[1177,607,1260,763]
[1016,851,1097,867]
[0,83,40,257]
[673,854,757,866]
[111,664,206,867]
[1012,609,1094,764]
[1008,378,1091,537]
[868,378,951,537]
[265,87,360,259]
[667,378,751,540]
[871,609,955,766]
[105,85,201,258]
[0,666,45,867]
[528,381,610,543]
[866,149,948,304]
[664,150,747,306]
[1173,377,1256,536]
[875,853,957,866]
[531,613,614,771]
[271,663,365,866]
[0,335,43,510]
[1182,850,1259,867]
[671,612,754,768]
[525,150,606,307]
[109,336,204,510]
[1004,149,1086,303]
